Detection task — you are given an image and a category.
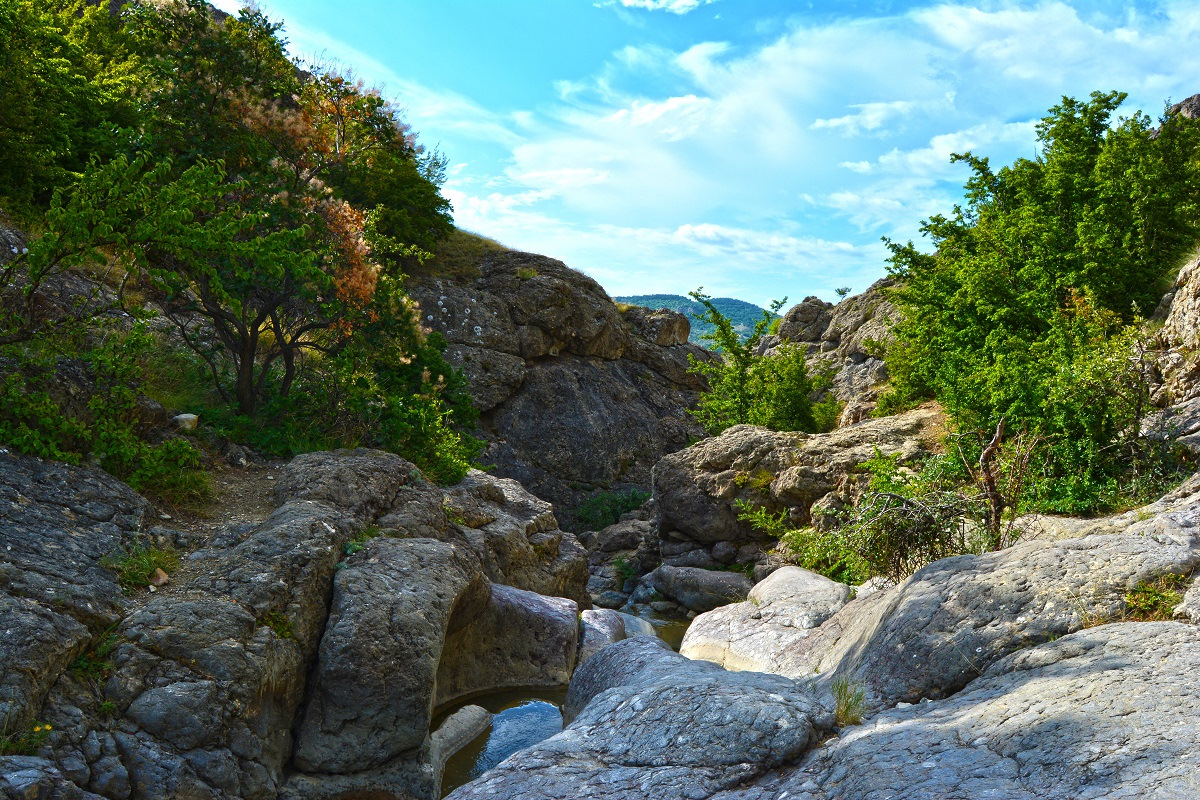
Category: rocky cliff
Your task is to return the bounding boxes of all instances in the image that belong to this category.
[409,249,710,528]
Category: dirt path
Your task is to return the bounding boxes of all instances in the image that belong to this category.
[162,462,284,536]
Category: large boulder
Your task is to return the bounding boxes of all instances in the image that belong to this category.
[718,623,1200,800]
[410,250,710,527]
[447,637,833,800]
[2,448,595,800]
[679,567,852,670]
[652,406,941,564]
[644,564,753,612]
[292,539,489,773]
[436,584,579,705]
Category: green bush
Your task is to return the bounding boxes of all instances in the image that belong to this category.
[687,290,820,434]
[0,324,209,506]
[575,489,651,531]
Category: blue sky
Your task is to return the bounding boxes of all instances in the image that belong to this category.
[213,0,1200,306]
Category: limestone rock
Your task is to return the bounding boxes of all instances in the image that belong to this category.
[645,565,753,612]
[436,584,579,706]
[694,493,1200,710]
[448,637,833,800]
[679,567,851,670]
[439,472,590,604]
[411,250,709,526]
[652,407,939,559]
[758,280,897,420]
[721,623,1200,800]
[292,538,488,773]
[578,609,628,665]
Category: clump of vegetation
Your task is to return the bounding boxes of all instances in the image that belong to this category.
[575,489,651,531]
[259,610,294,641]
[612,555,637,585]
[1124,574,1189,621]
[0,720,52,757]
[881,90,1200,515]
[101,545,179,594]
[69,630,119,681]
[832,677,866,726]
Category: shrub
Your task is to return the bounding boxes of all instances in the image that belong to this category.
[883,91,1200,515]
[0,324,209,506]
[687,290,820,434]
[575,489,651,531]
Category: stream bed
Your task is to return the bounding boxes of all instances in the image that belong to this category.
[438,610,691,797]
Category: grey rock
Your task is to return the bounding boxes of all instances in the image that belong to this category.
[680,567,851,670]
[721,495,1200,709]
[274,448,413,519]
[615,612,658,640]
[439,472,590,604]
[652,408,938,549]
[0,450,147,630]
[292,538,488,773]
[578,609,628,665]
[411,251,709,527]
[0,595,90,732]
[436,584,579,707]
[449,638,833,800]
[646,565,752,612]
[0,756,102,800]
[723,623,1200,800]
[125,681,220,751]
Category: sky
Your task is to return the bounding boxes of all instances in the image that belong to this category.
[212,0,1200,307]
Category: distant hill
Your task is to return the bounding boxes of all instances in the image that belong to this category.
[614,294,778,346]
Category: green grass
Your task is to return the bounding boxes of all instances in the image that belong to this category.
[1124,574,1189,620]
[101,545,179,594]
[412,228,509,282]
[832,677,866,726]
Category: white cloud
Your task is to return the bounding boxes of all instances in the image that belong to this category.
[608,0,721,15]
[811,101,920,136]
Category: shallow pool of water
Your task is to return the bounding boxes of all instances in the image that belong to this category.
[438,687,567,797]
[437,613,692,796]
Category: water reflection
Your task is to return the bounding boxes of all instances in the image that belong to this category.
[438,688,566,798]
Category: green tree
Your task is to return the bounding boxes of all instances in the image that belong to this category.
[883,91,1200,511]
[687,289,817,434]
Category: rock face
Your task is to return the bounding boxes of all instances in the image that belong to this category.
[652,406,941,569]
[717,623,1200,800]
[447,638,833,800]
[758,279,897,425]
[410,250,710,527]
[577,506,659,607]
[1,448,594,800]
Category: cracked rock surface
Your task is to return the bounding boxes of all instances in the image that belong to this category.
[716,622,1200,800]
[447,637,833,800]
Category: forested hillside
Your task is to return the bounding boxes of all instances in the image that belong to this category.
[615,293,777,345]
